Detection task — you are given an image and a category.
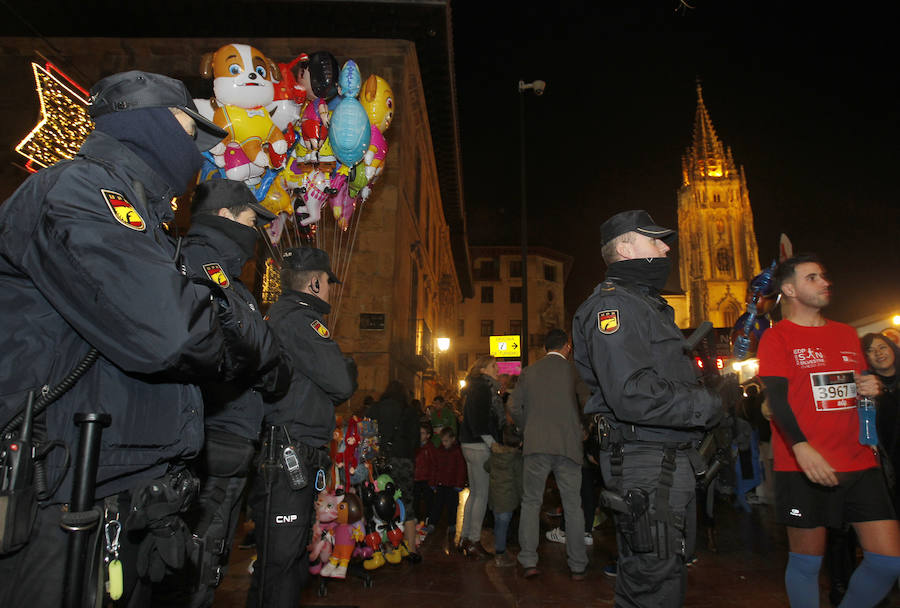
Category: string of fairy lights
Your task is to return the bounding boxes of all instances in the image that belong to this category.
[15,62,93,172]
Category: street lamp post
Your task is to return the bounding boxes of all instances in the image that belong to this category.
[517,79,545,367]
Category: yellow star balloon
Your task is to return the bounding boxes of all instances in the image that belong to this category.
[15,62,93,171]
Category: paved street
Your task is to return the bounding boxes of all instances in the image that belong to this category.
[212,493,900,607]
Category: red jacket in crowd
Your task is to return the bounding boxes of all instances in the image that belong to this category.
[430,441,467,488]
[415,442,436,483]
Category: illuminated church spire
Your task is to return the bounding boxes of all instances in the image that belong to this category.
[682,81,737,185]
[674,81,761,329]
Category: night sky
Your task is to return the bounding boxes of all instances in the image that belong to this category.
[451,1,900,325]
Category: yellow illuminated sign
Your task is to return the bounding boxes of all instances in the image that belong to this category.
[490,335,521,358]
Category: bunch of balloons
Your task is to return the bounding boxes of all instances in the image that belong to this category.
[193,44,395,321]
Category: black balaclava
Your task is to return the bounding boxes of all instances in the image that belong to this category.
[606,257,672,293]
[191,214,259,264]
[93,107,203,196]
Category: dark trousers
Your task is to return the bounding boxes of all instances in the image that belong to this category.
[187,475,247,607]
[561,464,601,534]
[0,498,149,608]
[429,486,460,528]
[153,474,248,608]
[414,480,435,524]
[246,465,316,608]
[600,444,696,608]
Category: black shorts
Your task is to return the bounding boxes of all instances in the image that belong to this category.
[774,468,896,528]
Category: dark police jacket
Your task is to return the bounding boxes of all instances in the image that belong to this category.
[0,131,272,503]
[573,278,720,444]
[180,220,279,442]
[265,289,355,448]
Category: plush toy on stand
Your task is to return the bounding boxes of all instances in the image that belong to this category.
[309,490,365,579]
[360,476,406,570]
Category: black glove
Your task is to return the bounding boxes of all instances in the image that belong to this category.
[255,357,293,402]
[135,514,191,582]
[126,470,199,582]
[193,278,283,382]
[706,374,742,409]
[698,374,741,429]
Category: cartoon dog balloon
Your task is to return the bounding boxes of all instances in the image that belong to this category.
[199,43,288,184]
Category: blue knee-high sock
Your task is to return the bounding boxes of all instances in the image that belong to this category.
[839,551,900,608]
[785,552,823,608]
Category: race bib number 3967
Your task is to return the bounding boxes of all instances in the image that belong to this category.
[809,370,857,411]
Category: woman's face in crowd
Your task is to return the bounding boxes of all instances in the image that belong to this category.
[420,427,430,444]
[866,337,896,375]
[482,361,499,380]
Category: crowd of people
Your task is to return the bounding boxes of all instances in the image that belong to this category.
[1,67,899,608]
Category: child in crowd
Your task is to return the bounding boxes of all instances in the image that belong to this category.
[414,421,436,526]
[429,395,458,447]
[428,427,467,543]
[485,415,523,567]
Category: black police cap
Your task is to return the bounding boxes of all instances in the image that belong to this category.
[600,210,676,246]
[88,70,226,152]
[282,248,341,284]
[191,179,276,226]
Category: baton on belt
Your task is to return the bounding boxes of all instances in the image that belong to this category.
[62,412,111,608]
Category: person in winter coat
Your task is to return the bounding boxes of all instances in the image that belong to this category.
[247,247,356,608]
[485,423,523,568]
[864,332,900,508]
[428,427,467,543]
[0,70,282,608]
[414,421,436,531]
[366,380,422,562]
[458,355,504,559]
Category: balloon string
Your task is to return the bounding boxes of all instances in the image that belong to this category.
[332,200,364,335]
[337,201,364,329]
[330,214,347,332]
[331,207,354,333]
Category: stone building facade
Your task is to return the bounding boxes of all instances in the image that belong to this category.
[456,246,572,385]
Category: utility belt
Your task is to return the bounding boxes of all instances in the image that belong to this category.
[261,425,330,492]
[595,415,701,561]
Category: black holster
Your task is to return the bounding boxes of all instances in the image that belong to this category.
[601,487,655,554]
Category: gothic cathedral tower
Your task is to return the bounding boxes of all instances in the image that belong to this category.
[678,84,761,328]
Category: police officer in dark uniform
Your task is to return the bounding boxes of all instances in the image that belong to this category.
[572,210,722,608]
[166,178,290,608]
[0,71,283,607]
[247,248,356,608]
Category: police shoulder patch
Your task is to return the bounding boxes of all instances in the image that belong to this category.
[203,263,230,288]
[597,309,620,335]
[311,319,330,339]
[101,189,145,231]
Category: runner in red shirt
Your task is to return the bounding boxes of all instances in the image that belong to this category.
[759,254,900,608]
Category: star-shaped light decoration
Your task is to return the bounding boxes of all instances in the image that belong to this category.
[15,62,93,172]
